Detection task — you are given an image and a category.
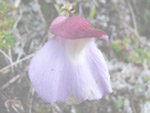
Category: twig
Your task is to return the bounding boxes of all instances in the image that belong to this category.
[127,0,138,33]
[34,0,46,24]
[0,53,34,73]
[8,47,14,73]
[13,8,23,30]
[14,0,21,8]
[2,74,21,89]
[110,0,141,46]
[28,87,34,113]
[5,99,24,113]
[0,49,11,63]
[13,27,24,41]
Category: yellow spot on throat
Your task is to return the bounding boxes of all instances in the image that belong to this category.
[65,38,90,63]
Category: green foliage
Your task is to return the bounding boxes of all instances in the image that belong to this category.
[123,36,130,44]
[112,36,150,66]
[144,76,150,82]
[129,48,150,65]
[112,40,123,52]
[0,1,15,49]
[54,4,61,15]
[33,104,51,113]
[144,97,150,102]
[0,32,14,49]
[54,4,75,16]
[54,4,96,21]
[115,99,123,108]
[88,5,96,21]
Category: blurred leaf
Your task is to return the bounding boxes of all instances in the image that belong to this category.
[144,97,150,101]
[144,76,150,82]
[123,36,130,44]
[0,32,14,49]
[115,99,123,108]
[0,1,15,49]
[0,1,6,9]
[88,5,96,21]
[9,17,15,25]
[54,4,61,15]
[47,108,51,112]
[112,40,122,52]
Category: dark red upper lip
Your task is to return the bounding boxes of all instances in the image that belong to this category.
[50,16,109,41]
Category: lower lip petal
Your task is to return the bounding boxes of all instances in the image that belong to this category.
[28,37,112,104]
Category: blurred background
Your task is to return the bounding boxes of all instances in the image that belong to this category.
[0,0,150,113]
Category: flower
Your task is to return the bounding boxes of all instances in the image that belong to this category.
[28,14,112,104]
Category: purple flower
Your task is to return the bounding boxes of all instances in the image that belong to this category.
[29,15,112,104]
